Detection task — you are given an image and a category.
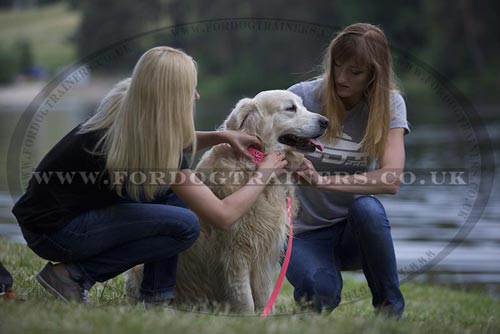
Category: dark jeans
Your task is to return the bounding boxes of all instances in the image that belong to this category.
[286,196,405,316]
[21,192,200,302]
[0,261,14,292]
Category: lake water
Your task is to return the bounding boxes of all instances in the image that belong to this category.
[1,86,499,296]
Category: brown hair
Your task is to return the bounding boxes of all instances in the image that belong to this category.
[320,23,397,159]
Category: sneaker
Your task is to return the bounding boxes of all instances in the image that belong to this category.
[375,307,404,320]
[142,299,175,314]
[35,262,88,303]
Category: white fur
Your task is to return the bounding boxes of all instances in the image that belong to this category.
[125,90,327,314]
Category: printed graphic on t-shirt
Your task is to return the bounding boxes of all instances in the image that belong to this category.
[308,132,368,167]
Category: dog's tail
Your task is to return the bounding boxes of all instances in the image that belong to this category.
[123,264,144,303]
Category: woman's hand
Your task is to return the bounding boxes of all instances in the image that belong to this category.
[212,143,232,155]
[171,151,287,230]
[224,130,262,159]
[294,158,325,187]
[256,151,288,182]
[191,131,261,154]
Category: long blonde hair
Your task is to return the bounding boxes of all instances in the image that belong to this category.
[320,23,396,159]
[79,46,197,201]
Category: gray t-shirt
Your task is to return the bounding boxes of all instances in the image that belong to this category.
[288,78,410,235]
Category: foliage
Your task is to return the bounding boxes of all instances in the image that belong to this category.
[0,2,79,78]
[1,238,500,333]
[0,39,34,84]
[1,1,499,107]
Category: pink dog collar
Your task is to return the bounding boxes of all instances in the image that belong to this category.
[247,147,265,164]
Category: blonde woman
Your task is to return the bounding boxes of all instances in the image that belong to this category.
[286,23,409,317]
[12,47,288,306]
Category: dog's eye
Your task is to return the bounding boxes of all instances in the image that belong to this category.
[285,105,297,112]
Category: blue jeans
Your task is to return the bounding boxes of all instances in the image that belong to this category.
[286,196,405,316]
[21,192,200,302]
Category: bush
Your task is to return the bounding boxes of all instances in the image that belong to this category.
[0,39,34,84]
[0,45,18,84]
[15,39,34,74]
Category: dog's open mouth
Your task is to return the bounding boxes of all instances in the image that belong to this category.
[278,134,324,152]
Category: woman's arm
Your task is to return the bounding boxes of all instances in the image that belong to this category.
[170,152,288,230]
[297,128,406,195]
[184,131,261,158]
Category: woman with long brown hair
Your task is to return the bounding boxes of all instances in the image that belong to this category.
[287,23,409,318]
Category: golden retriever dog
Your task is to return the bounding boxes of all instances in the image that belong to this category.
[125,90,327,313]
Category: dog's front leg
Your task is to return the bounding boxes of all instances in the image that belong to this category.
[251,262,276,312]
[226,265,255,314]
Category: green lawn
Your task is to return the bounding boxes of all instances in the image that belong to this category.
[1,239,499,334]
[0,3,80,72]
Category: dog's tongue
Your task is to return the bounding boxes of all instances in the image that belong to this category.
[310,138,324,151]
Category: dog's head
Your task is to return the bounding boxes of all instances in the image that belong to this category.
[222,90,328,169]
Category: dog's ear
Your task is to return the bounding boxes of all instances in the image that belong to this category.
[223,98,262,133]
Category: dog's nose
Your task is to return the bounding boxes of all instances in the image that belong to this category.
[318,117,329,129]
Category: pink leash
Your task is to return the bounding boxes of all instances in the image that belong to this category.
[261,195,293,317]
[247,148,294,317]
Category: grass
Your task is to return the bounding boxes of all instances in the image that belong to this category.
[0,3,80,72]
[1,239,499,334]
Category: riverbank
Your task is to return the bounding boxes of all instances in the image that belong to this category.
[1,239,499,334]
